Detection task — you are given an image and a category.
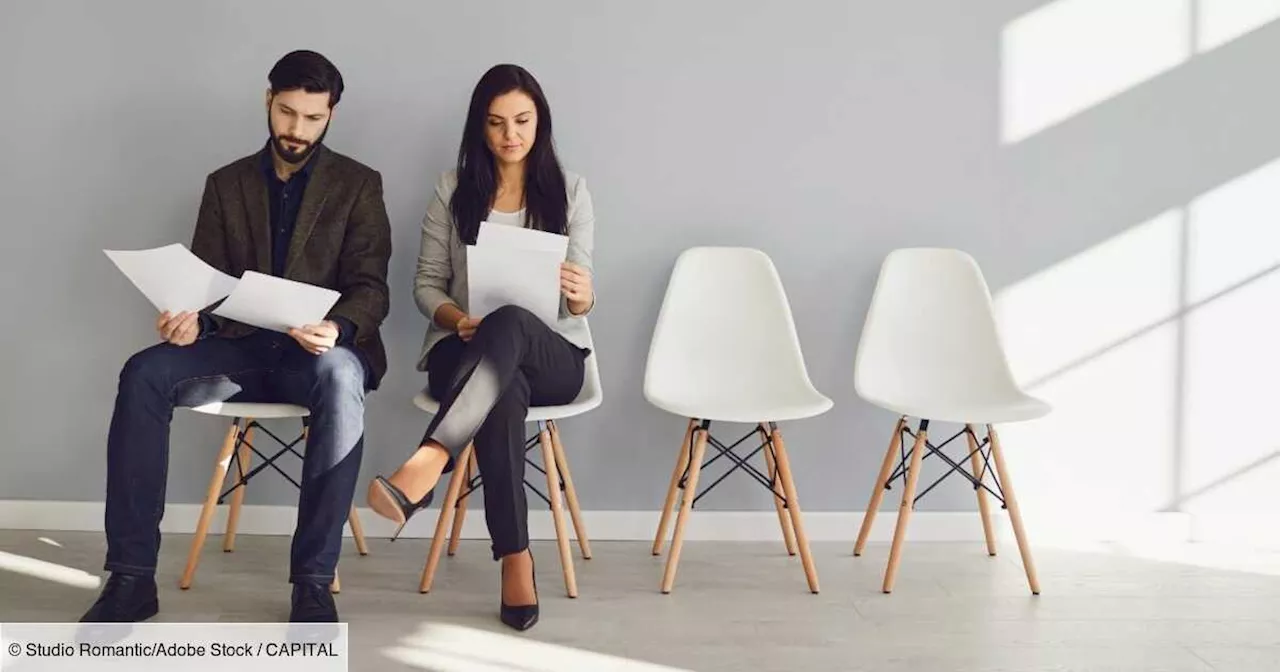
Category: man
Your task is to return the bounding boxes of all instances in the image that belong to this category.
[80,50,391,624]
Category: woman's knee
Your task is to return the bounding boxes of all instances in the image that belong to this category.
[491,378,530,416]
[476,305,537,336]
[475,379,531,442]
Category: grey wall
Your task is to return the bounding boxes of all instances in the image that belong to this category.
[3,0,1277,516]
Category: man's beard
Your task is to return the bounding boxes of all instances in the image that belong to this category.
[269,119,328,164]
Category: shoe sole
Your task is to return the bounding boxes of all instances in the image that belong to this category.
[76,600,159,645]
[367,479,407,526]
[134,598,159,621]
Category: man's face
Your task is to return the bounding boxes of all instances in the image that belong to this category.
[265,88,332,164]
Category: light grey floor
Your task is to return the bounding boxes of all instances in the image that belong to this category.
[2,530,1279,671]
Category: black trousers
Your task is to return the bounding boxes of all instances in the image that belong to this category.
[423,305,588,560]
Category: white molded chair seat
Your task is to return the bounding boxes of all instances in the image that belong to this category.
[853,247,1049,424]
[643,247,832,423]
[856,390,1048,426]
[644,390,831,426]
[186,402,310,419]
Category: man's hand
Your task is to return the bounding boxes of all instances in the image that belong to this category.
[288,321,340,355]
[157,311,199,346]
[455,315,481,342]
[561,262,593,314]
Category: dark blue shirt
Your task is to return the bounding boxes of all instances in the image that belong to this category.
[260,144,317,277]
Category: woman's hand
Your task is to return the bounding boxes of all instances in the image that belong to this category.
[561,262,593,315]
[455,315,482,342]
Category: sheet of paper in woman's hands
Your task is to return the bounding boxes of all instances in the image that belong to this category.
[467,245,562,326]
[212,271,341,333]
[477,221,568,256]
[104,243,239,313]
[467,222,566,326]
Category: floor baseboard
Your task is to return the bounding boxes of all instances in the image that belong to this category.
[0,500,1221,545]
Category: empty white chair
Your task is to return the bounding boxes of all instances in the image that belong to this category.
[852,248,1049,594]
[412,317,601,598]
[180,402,368,594]
[645,247,831,594]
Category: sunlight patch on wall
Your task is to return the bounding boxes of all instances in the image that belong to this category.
[1198,0,1280,51]
[1001,0,1191,143]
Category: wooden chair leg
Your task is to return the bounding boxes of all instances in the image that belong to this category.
[769,426,820,593]
[419,444,473,593]
[538,422,578,598]
[661,426,708,594]
[967,424,997,557]
[348,504,369,556]
[181,420,241,589]
[988,425,1040,595]
[222,424,254,553]
[330,571,341,594]
[653,419,696,556]
[883,424,928,594]
[549,420,592,560]
[447,451,475,557]
[760,424,796,556]
[855,417,906,556]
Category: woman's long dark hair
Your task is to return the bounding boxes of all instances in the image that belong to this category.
[451,64,568,245]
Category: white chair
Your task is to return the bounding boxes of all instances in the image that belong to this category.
[412,318,601,598]
[179,402,369,594]
[645,247,831,594]
[852,248,1049,594]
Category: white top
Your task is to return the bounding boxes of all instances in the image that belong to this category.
[487,208,526,226]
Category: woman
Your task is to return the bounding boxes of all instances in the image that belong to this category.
[366,64,595,631]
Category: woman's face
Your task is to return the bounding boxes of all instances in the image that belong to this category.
[485,90,538,166]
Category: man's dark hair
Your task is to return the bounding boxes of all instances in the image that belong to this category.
[268,50,344,108]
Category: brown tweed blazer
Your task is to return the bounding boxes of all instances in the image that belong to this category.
[191,144,392,388]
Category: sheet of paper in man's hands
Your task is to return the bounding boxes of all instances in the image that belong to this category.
[212,271,341,334]
[104,243,239,313]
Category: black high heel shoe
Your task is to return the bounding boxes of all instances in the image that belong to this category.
[500,550,539,631]
[367,475,435,541]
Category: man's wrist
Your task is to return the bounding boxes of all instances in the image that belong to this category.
[197,313,218,339]
[327,318,355,345]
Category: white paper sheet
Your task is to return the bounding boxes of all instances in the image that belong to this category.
[466,222,568,326]
[467,246,563,325]
[104,243,239,314]
[477,221,569,255]
[212,271,341,333]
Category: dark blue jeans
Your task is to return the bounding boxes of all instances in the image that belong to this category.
[103,330,368,585]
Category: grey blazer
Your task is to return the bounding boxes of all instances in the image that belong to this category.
[413,169,596,370]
